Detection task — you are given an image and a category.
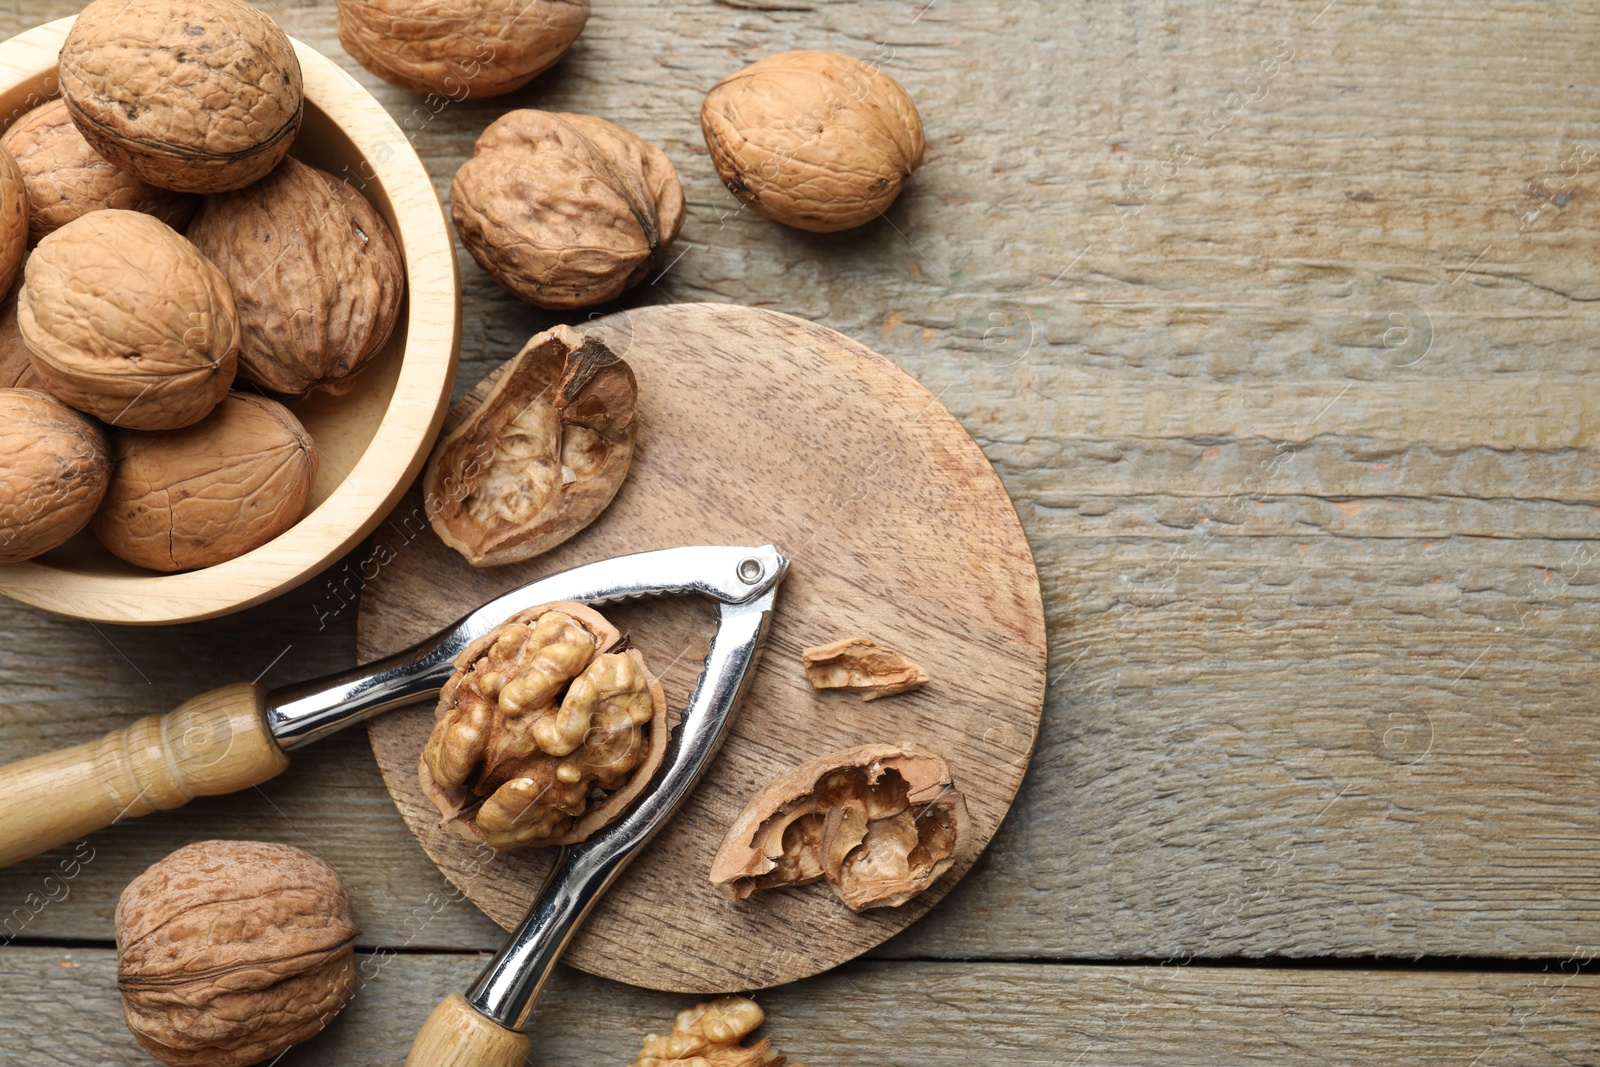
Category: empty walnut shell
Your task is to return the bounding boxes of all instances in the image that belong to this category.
[451,109,685,308]
[0,389,110,564]
[0,144,25,298]
[59,0,304,193]
[116,840,358,1067]
[91,392,317,572]
[710,743,967,911]
[419,601,668,851]
[425,324,636,566]
[19,209,238,430]
[0,98,197,243]
[701,50,925,233]
[337,0,589,98]
[628,997,804,1067]
[187,156,405,397]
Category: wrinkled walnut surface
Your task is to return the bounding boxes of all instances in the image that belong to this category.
[802,636,929,700]
[116,840,358,1067]
[0,388,110,564]
[425,324,636,566]
[0,98,197,243]
[701,50,925,233]
[19,208,238,430]
[91,391,317,572]
[60,0,304,193]
[629,997,803,1067]
[420,601,667,851]
[711,743,966,910]
[0,145,25,298]
[187,156,404,397]
[0,270,40,389]
[451,109,684,308]
[337,0,588,98]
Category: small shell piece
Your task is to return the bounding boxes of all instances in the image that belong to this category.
[0,389,110,564]
[628,997,804,1067]
[711,744,967,911]
[19,209,238,430]
[0,144,26,297]
[59,0,304,193]
[91,392,317,572]
[337,0,589,98]
[801,636,929,700]
[0,98,197,243]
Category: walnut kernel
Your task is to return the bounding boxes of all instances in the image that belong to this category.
[628,997,804,1067]
[801,637,929,700]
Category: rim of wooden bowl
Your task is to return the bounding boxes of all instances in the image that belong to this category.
[0,17,460,625]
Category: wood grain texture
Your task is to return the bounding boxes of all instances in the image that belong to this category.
[360,303,1047,992]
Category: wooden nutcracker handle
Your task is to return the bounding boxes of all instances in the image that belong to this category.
[0,682,288,869]
[406,993,532,1067]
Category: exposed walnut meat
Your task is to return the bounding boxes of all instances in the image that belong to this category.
[425,324,636,566]
[628,997,803,1067]
[0,388,110,564]
[801,636,929,700]
[419,602,667,851]
[711,744,967,911]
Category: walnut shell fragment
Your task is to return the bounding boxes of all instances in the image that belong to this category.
[59,0,304,194]
[187,156,405,397]
[801,636,929,700]
[0,98,197,243]
[628,997,805,1067]
[711,744,967,911]
[425,324,636,566]
[419,601,668,851]
[337,0,589,98]
[116,840,358,1067]
[451,109,685,308]
[0,389,110,563]
[91,392,317,571]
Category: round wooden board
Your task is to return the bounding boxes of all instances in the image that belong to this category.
[359,303,1045,993]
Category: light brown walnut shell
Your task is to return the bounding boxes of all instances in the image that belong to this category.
[91,391,317,572]
[425,324,635,567]
[701,50,925,233]
[628,997,804,1067]
[59,0,304,194]
[0,388,110,564]
[337,0,589,98]
[19,208,238,430]
[187,156,404,397]
[0,98,197,243]
[116,840,358,1067]
[0,144,25,298]
[451,109,684,308]
[801,636,929,700]
[419,602,668,851]
[0,267,41,390]
[710,743,967,911]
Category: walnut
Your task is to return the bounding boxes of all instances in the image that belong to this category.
[425,325,635,567]
[451,109,684,308]
[710,744,967,911]
[19,208,238,430]
[116,840,358,1067]
[701,50,925,233]
[419,602,667,851]
[0,144,24,298]
[801,637,929,700]
[337,0,589,99]
[0,389,110,564]
[91,392,317,572]
[59,0,304,194]
[0,268,41,390]
[628,997,804,1067]
[186,156,404,397]
[0,98,197,243]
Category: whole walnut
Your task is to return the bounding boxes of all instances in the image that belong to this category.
[1,98,197,243]
[19,209,238,430]
[0,389,110,564]
[337,0,588,98]
[451,110,684,308]
[0,143,27,296]
[187,156,404,397]
[92,392,317,572]
[701,50,925,232]
[59,0,304,194]
[0,266,42,389]
[116,840,358,1067]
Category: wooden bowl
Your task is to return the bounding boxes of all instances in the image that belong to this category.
[0,17,459,625]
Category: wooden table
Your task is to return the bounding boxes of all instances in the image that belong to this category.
[3,0,1598,1061]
